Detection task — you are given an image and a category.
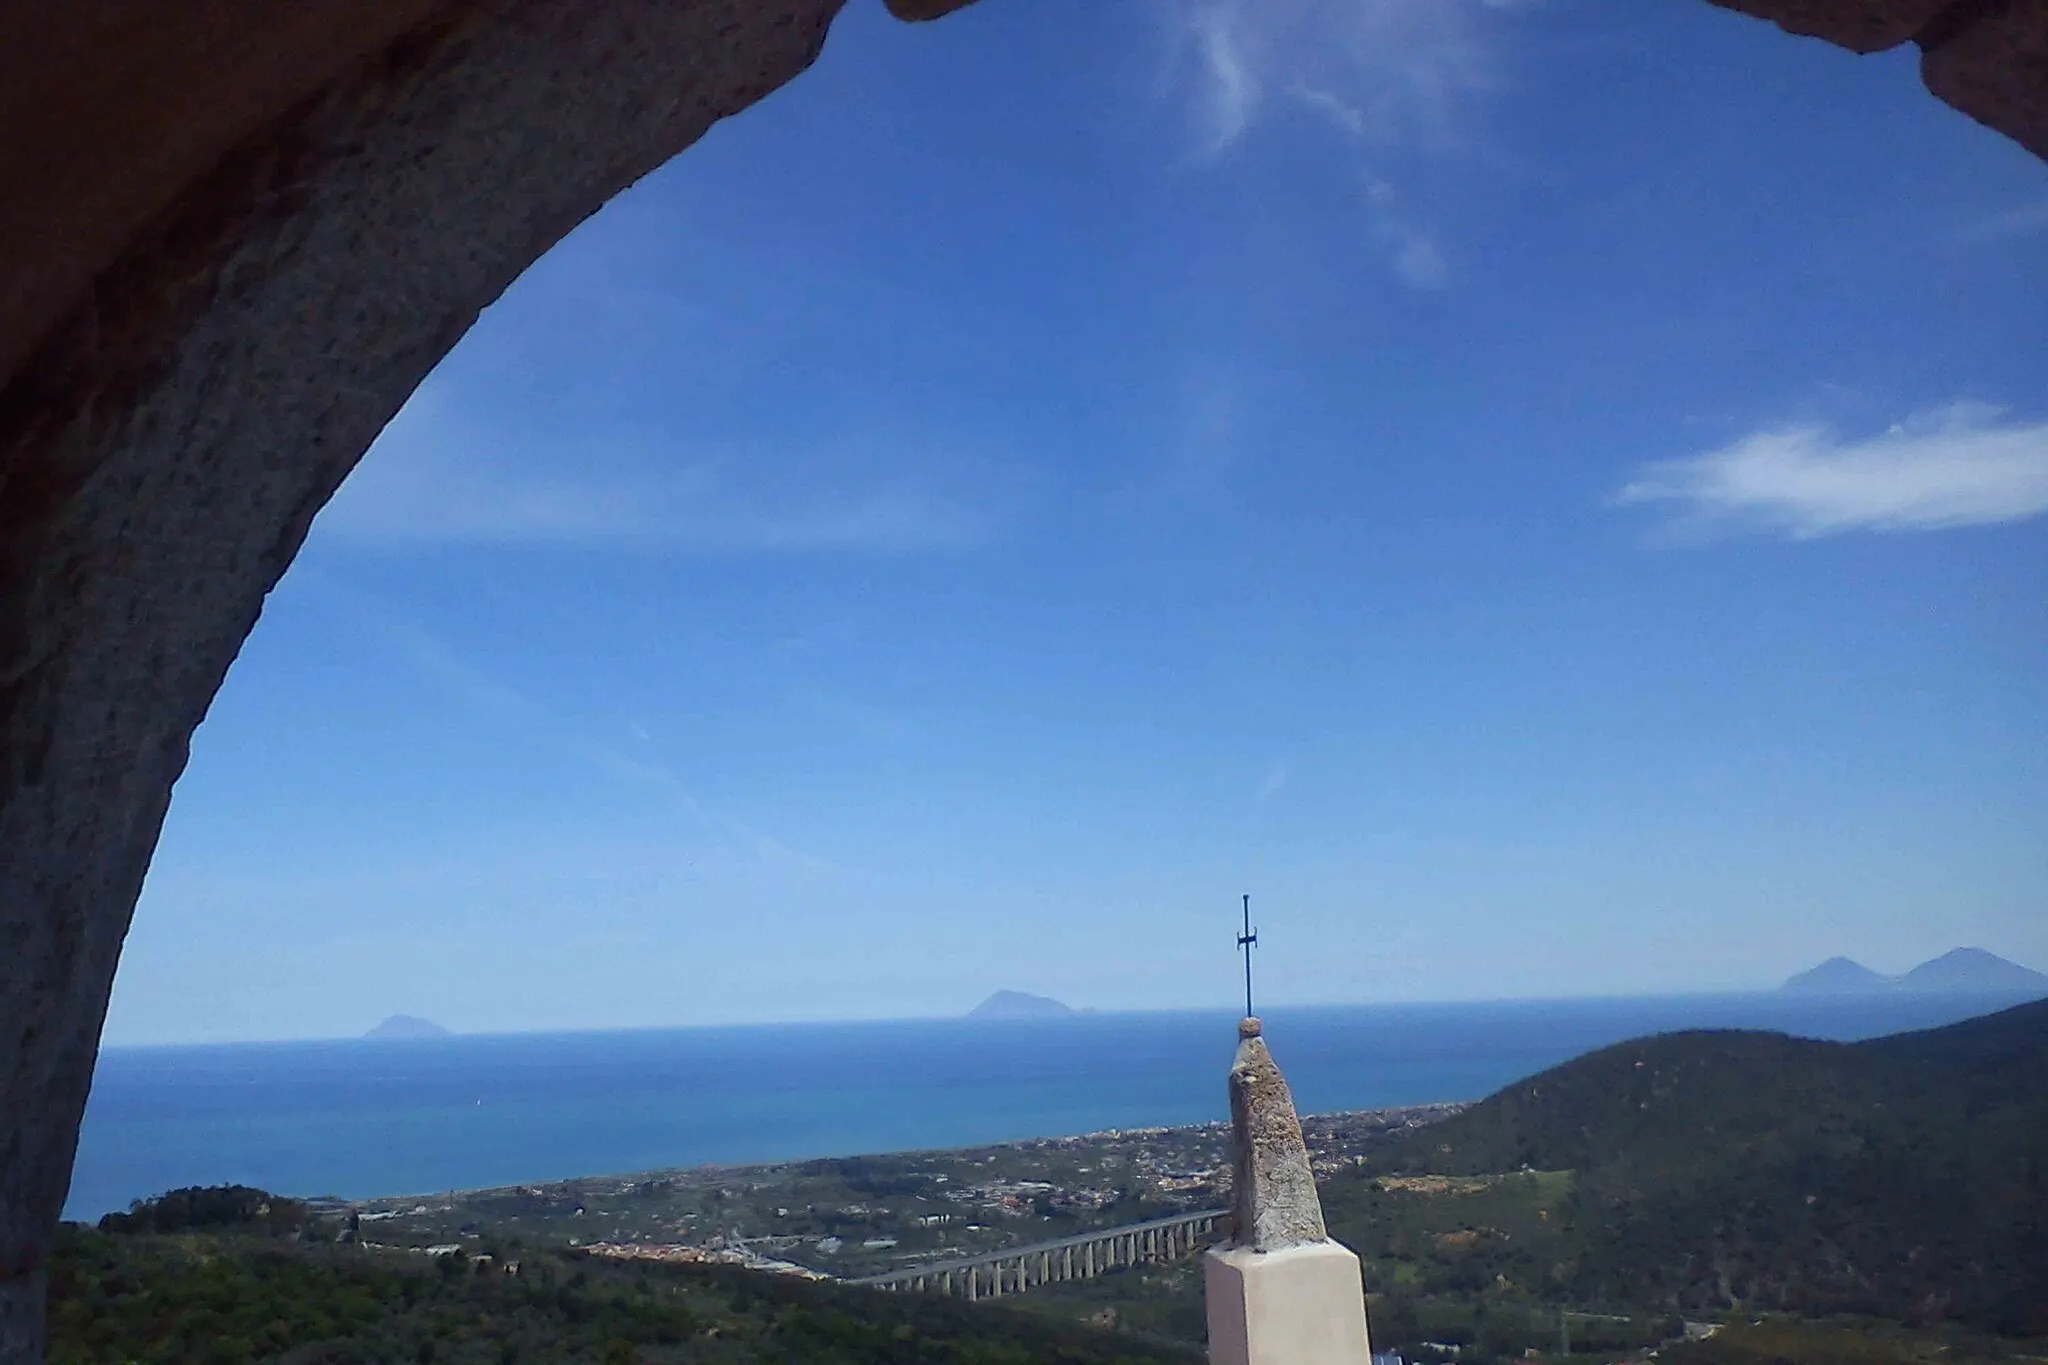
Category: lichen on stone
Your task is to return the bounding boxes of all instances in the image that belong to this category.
[1226,1017,1328,1251]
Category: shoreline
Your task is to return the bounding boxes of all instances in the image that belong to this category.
[340,1100,1470,1214]
[335,1101,1470,1282]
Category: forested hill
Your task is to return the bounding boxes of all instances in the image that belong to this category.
[51,1218,1198,1365]
[1337,999,2048,1329]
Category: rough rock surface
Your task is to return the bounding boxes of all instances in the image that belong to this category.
[884,0,982,17]
[0,2,2042,1361]
[1921,0,2048,163]
[1226,1019,1329,1251]
[1709,0,1954,52]
[0,3,869,1358]
[0,2,480,393]
[1718,0,2048,160]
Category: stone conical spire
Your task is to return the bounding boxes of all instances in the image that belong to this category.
[1226,1017,1327,1249]
[1204,1016,1372,1365]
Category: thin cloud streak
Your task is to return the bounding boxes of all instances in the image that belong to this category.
[312,575,838,875]
[1364,177,1449,288]
[1956,198,2048,244]
[1177,0,1506,153]
[330,455,991,554]
[1168,0,1528,288]
[1187,3,1260,152]
[1615,403,2048,538]
[322,388,998,554]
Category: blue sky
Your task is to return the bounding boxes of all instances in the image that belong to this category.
[104,0,2048,1044]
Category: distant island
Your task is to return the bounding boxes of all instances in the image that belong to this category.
[966,990,1074,1019]
[363,1014,452,1040]
[1781,946,2048,996]
[72,999,2048,1361]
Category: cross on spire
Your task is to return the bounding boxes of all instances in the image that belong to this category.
[1238,893,1258,1019]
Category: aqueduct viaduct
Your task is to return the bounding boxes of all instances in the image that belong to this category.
[850,1207,1229,1300]
[0,0,2041,1357]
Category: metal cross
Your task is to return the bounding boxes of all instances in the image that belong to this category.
[1237,893,1258,1019]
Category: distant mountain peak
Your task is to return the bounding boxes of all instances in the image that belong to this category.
[1781,949,2048,997]
[1899,948,2048,995]
[966,990,1074,1019]
[1781,956,1889,993]
[364,1014,451,1040]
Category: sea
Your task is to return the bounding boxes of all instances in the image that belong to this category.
[65,991,2042,1222]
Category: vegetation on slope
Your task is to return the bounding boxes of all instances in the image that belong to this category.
[1328,998,2048,1329]
[1661,1319,2041,1365]
[64,1002,2045,1362]
[51,1196,1198,1365]
[95,1183,311,1237]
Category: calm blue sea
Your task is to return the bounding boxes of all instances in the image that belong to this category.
[67,992,2040,1221]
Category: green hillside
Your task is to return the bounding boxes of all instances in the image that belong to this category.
[48,1210,1198,1365]
[1325,998,2048,1330]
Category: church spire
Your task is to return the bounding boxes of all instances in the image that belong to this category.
[1203,921,1372,1365]
[1224,1016,1328,1250]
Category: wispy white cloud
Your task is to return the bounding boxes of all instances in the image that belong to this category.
[1253,760,1291,805]
[1364,177,1449,289]
[1163,357,1247,497]
[1186,3,1261,152]
[1177,0,1507,153]
[1167,0,1531,287]
[1614,403,2048,538]
[770,616,864,657]
[1956,198,2048,244]
[321,386,999,554]
[313,575,841,876]
[332,590,704,819]
[1102,353,1252,513]
[1291,82,1368,139]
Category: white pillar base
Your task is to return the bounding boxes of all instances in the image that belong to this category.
[1204,1240,1373,1365]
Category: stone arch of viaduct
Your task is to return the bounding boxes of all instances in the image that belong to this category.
[0,0,2041,1357]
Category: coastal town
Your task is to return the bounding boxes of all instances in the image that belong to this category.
[339,1103,1466,1282]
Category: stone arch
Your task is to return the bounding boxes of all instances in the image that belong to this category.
[0,0,2040,1357]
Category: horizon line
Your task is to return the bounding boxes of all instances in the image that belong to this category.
[98,981,2048,1051]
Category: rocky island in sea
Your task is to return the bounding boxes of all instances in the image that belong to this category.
[1780,947,2048,996]
[966,990,1076,1019]
[363,1014,452,1040]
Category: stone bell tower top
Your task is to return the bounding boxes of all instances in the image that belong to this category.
[1205,1014,1372,1365]
[1226,1017,1328,1250]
